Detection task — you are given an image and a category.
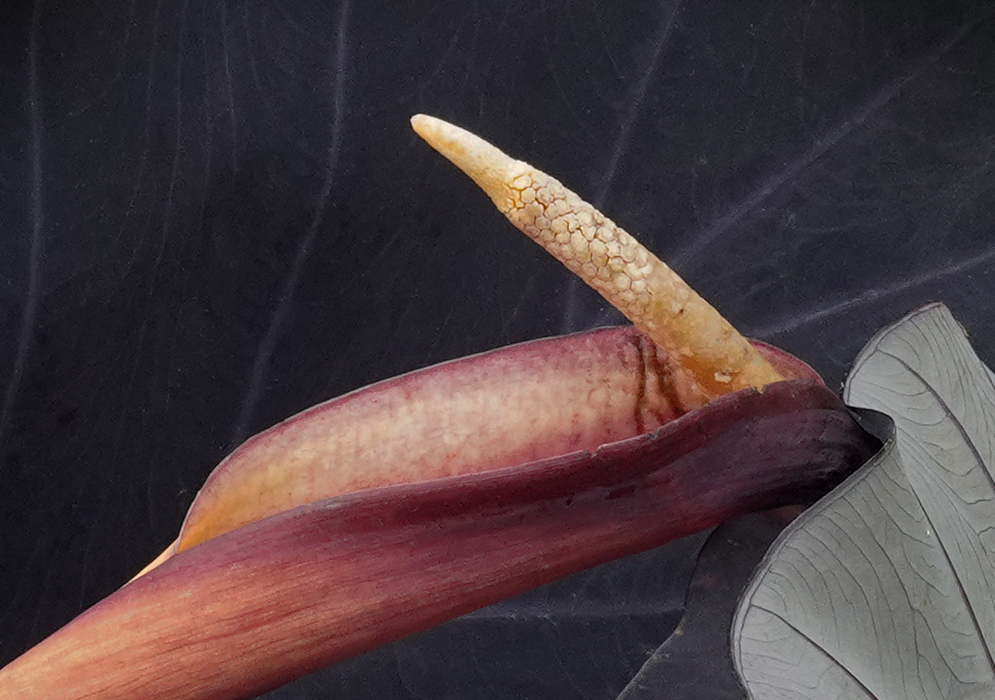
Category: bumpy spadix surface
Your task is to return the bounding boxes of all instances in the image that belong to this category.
[411,114,784,404]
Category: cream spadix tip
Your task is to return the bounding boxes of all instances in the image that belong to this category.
[411,114,784,402]
[411,114,529,213]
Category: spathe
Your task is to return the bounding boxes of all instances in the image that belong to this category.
[0,364,876,700]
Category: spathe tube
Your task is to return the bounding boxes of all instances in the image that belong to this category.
[0,377,878,700]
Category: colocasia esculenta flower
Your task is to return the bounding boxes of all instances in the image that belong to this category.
[0,117,878,700]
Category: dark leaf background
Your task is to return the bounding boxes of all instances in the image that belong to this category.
[1,1,994,698]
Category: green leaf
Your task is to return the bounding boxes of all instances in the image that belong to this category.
[733,303,995,699]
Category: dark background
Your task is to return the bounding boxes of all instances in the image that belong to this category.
[2,1,994,698]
